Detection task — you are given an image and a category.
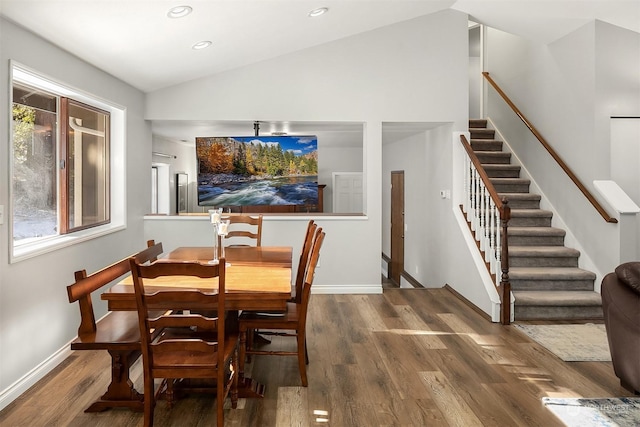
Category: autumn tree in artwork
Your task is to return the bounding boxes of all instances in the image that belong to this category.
[197,140,233,174]
[196,137,317,177]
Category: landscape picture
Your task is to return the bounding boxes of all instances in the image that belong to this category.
[196,135,318,208]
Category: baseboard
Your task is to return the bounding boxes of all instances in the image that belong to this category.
[0,341,73,412]
[401,271,424,288]
[313,284,383,294]
[444,284,492,322]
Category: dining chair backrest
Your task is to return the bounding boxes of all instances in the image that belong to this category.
[300,228,325,311]
[219,213,263,247]
[128,257,236,427]
[294,220,317,303]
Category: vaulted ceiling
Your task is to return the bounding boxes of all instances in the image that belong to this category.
[2,0,638,93]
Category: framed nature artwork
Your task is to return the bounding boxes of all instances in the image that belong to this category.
[196,135,318,209]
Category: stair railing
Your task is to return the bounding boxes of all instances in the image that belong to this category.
[483,72,617,224]
[460,134,512,325]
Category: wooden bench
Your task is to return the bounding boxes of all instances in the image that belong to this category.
[66,240,163,412]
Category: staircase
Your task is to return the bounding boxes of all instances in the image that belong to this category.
[468,119,603,321]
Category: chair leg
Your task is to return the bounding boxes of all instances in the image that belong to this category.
[239,329,247,380]
[217,379,224,427]
[246,329,254,363]
[231,346,239,409]
[144,377,155,427]
[297,334,308,387]
[305,337,309,365]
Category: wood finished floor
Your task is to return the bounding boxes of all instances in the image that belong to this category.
[0,288,632,426]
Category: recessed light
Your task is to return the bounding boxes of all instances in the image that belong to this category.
[192,41,212,50]
[308,7,328,18]
[167,5,193,19]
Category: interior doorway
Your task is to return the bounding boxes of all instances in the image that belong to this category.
[332,172,363,213]
[390,171,405,286]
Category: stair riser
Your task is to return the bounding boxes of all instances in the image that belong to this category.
[514,305,603,320]
[501,199,541,209]
[485,169,521,178]
[477,153,512,164]
[508,236,565,246]
[508,217,552,227]
[510,256,578,268]
[493,183,530,193]
[471,140,503,151]
[470,130,495,139]
[469,120,487,128]
[510,280,595,291]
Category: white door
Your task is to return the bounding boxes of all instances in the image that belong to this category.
[333,172,363,213]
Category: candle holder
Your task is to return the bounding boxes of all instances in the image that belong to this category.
[218,219,230,262]
[208,208,223,264]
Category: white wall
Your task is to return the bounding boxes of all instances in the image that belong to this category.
[381,124,494,314]
[152,135,199,213]
[145,10,470,294]
[0,19,149,406]
[319,143,363,213]
[484,21,640,281]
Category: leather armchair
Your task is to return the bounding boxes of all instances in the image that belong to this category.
[601,262,640,394]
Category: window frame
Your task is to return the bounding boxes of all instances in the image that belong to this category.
[9,62,127,263]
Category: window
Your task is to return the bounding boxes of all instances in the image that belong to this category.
[11,63,125,261]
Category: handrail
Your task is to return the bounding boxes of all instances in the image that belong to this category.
[460,135,504,211]
[460,134,511,324]
[482,72,618,224]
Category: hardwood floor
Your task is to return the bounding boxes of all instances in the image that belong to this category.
[0,288,632,426]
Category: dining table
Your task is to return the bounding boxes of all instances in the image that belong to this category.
[101,245,293,399]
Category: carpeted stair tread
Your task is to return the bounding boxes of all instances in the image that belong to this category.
[498,193,541,202]
[509,267,596,281]
[509,246,580,257]
[513,290,603,306]
[510,209,553,218]
[483,165,521,178]
[508,227,565,237]
[490,178,531,184]
[471,139,503,151]
[491,178,531,194]
[469,128,495,139]
[508,227,566,246]
[476,151,512,164]
[469,119,487,128]
[498,193,542,209]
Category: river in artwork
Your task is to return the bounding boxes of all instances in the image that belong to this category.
[198,175,318,207]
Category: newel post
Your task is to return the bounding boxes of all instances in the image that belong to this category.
[500,199,511,325]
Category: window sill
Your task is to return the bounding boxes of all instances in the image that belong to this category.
[11,223,126,264]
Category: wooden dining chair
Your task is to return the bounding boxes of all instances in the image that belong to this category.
[218,213,263,247]
[129,257,238,427]
[292,220,317,303]
[238,227,325,387]
[249,220,317,356]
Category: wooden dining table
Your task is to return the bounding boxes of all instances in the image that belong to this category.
[101,245,293,400]
[104,246,293,312]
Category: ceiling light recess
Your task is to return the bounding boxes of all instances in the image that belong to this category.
[192,40,212,50]
[167,5,193,19]
[308,7,328,18]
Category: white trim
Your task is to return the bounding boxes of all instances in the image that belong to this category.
[0,342,72,412]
